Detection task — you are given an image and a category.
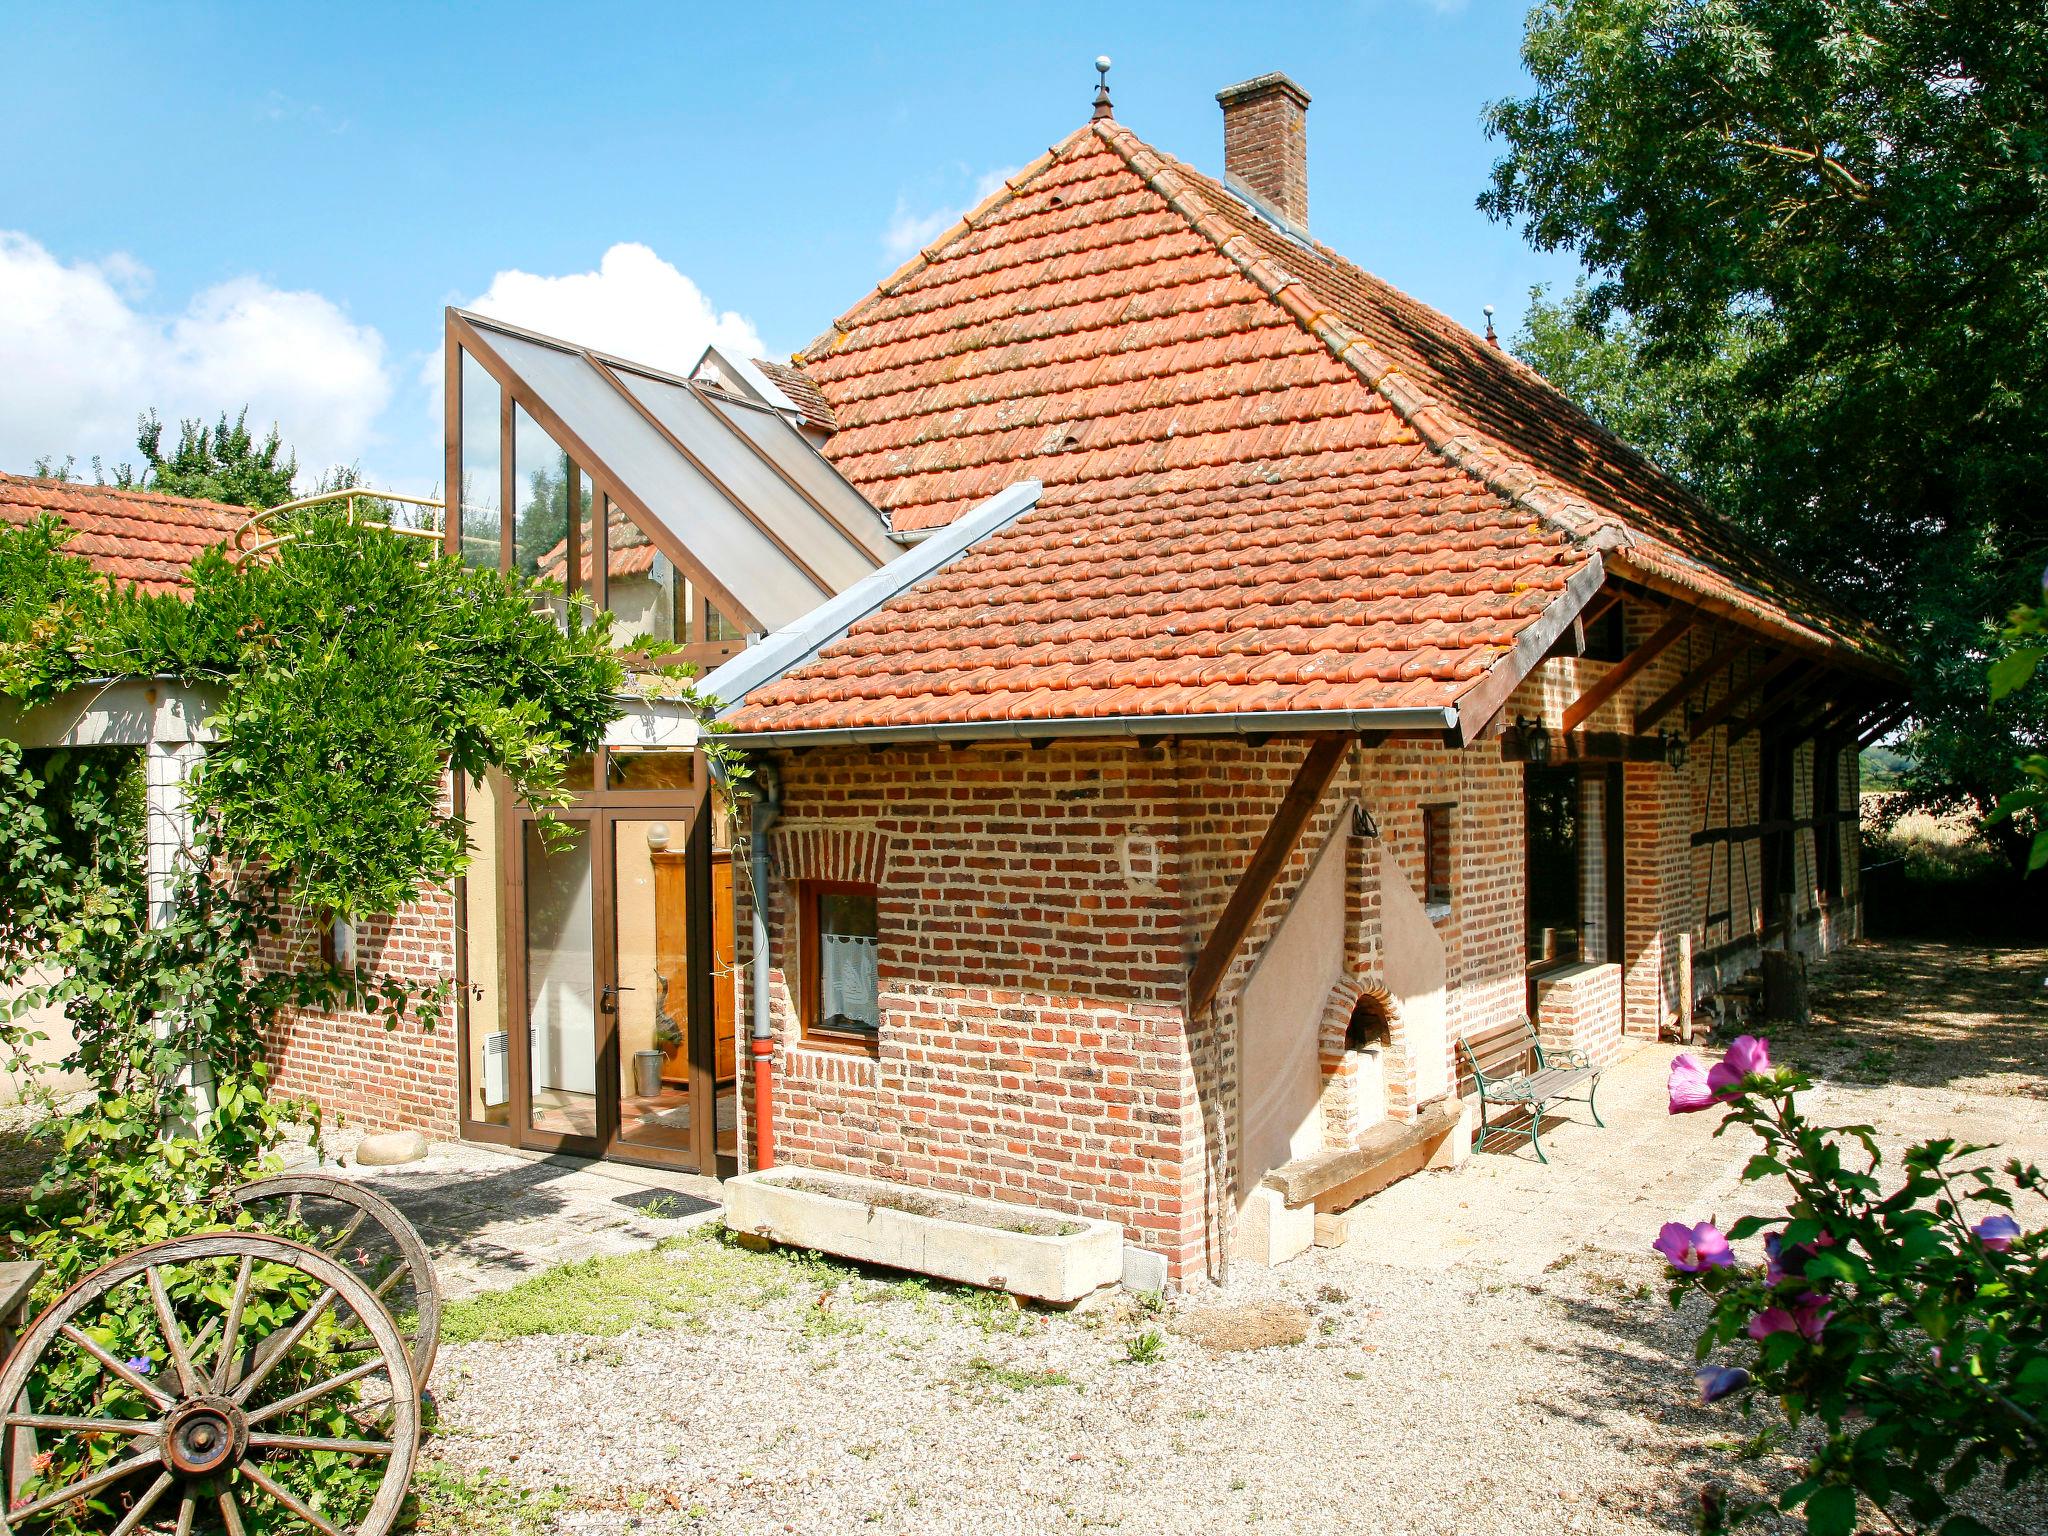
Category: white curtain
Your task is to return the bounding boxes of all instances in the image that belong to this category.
[819,933,879,1028]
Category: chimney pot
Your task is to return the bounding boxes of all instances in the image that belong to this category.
[1216,72,1311,233]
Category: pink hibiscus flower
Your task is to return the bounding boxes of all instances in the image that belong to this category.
[1653,1220,1735,1272]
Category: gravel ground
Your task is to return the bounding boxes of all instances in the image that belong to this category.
[409,939,2047,1535]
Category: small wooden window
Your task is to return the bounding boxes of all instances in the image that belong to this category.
[319,912,357,971]
[1422,805,1452,908]
[799,881,880,1050]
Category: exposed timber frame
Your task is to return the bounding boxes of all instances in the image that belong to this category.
[1634,634,1747,733]
[1187,734,1350,1017]
[1559,603,1696,733]
[1690,651,1799,741]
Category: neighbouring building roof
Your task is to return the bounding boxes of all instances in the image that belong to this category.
[721,115,1890,741]
[0,473,246,597]
[751,358,838,436]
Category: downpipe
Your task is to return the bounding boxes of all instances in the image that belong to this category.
[747,757,783,1169]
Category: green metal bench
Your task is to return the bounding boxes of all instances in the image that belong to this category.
[1457,1022,1604,1163]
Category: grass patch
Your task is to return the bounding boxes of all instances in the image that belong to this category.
[441,1227,823,1343]
[402,1461,570,1535]
[1123,1328,1166,1364]
[965,1357,1076,1390]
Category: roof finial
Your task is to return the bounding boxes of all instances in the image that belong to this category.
[1092,56,1114,120]
[1483,303,1499,348]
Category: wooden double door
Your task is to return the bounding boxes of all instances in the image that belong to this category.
[505,797,737,1176]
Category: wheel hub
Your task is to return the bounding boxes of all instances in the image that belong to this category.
[163,1396,248,1478]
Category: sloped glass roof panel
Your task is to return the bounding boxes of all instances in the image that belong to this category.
[606,368,886,595]
[689,387,898,565]
[460,315,843,633]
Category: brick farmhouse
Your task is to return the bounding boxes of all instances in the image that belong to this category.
[5,73,1902,1288]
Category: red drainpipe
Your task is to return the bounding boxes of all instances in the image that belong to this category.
[751,1037,776,1169]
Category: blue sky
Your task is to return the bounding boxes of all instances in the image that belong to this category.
[0,0,1581,495]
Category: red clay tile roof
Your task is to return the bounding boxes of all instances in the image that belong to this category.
[751,358,838,435]
[725,117,1889,738]
[0,473,245,597]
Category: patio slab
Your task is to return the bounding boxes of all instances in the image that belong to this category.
[283,1137,722,1299]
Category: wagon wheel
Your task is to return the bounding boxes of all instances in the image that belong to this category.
[0,1233,419,1536]
[228,1174,440,1388]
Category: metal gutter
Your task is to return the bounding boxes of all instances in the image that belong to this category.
[700,480,1043,709]
[717,704,1460,750]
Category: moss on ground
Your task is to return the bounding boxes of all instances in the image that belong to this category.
[439,1227,808,1343]
[401,1461,570,1535]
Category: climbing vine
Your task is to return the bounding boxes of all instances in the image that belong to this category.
[0,509,697,1289]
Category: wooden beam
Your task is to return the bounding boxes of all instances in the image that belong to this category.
[1187,734,1349,1017]
[1501,727,1676,765]
[1856,705,1908,750]
[1560,605,1696,733]
[1634,635,1748,733]
[1690,651,1799,741]
[1729,663,1829,744]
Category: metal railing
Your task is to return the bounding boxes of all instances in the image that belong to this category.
[230,487,446,563]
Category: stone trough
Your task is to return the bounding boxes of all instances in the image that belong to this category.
[722,1168,1123,1305]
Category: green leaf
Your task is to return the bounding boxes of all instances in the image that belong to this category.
[1987,647,2044,702]
[1804,1485,1856,1536]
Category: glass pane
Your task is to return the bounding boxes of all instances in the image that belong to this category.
[605,751,695,791]
[1524,766,1581,967]
[457,351,501,569]
[704,601,744,644]
[612,818,735,1158]
[815,889,879,1035]
[524,821,596,1138]
[463,774,511,1126]
[604,505,684,651]
[513,404,586,585]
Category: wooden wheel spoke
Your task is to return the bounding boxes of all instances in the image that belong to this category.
[228,1285,336,1406]
[322,1209,368,1255]
[211,1254,257,1393]
[249,1431,395,1456]
[7,1446,163,1522]
[109,1470,175,1536]
[5,1412,162,1436]
[175,1491,197,1536]
[60,1323,176,1410]
[370,1267,405,1302]
[245,1357,389,1428]
[218,1489,248,1536]
[236,1461,346,1536]
[145,1264,201,1398]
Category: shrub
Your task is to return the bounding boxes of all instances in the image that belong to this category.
[1656,1037,2044,1534]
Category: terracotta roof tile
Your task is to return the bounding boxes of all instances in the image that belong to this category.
[727,117,1884,738]
[0,473,245,597]
[750,358,838,435]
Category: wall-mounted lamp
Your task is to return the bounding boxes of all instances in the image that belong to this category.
[1515,716,1552,767]
[1661,730,1688,770]
[1352,801,1380,840]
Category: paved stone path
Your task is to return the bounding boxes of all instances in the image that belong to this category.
[288,1138,724,1298]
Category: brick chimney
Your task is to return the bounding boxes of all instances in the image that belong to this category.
[1216,73,1311,233]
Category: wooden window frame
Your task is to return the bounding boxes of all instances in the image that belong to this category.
[797,879,882,1054]
[1421,803,1453,910]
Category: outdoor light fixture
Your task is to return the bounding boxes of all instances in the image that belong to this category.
[1662,730,1688,770]
[1515,715,1552,767]
[1352,801,1381,840]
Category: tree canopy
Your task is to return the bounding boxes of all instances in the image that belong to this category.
[1485,0,2048,863]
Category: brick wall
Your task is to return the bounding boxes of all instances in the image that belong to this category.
[738,735,1514,1285]
[260,892,460,1139]
[1534,962,1625,1066]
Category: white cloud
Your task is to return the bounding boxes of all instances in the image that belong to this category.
[463,242,763,374]
[883,166,1020,261]
[0,230,390,484]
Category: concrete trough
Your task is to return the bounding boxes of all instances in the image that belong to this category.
[722,1168,1123,1305]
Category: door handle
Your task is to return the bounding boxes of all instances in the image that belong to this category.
[599,984,636,1015]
